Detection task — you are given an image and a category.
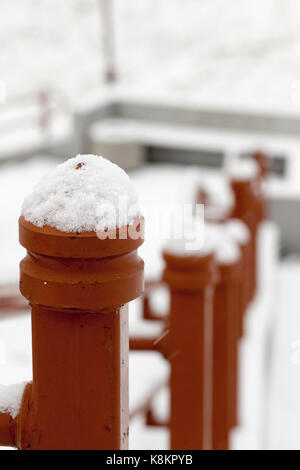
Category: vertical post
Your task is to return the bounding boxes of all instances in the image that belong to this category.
[196,187,209,206]
[230,177,258,299]
[15,216,144,450]
[195,178,234,224]
[0,413,15,446]
[252,150,270,180]
[225,219,251,336]
[99,0,117,84]
[212,236,241,450]
[252,151,269,223]
[162,251,218,450]
[38,89,51,135]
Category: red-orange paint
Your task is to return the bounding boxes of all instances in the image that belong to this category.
[0,216,144,450]
[212,259,241,450]
[162,250,218,450]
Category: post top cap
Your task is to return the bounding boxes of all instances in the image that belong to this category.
[227,158,259,182]
[225,218,251,245]
[19,215,144,258]
[21,154,140,234]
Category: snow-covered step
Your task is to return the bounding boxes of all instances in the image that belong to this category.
[88,117,300,169]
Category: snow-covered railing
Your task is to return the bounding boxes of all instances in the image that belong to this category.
[0,88,72,163]
[0,151,268,450]
[129,152,267,450]
[0,89,69,136]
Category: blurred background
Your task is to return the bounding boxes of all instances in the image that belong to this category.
[1,0,300,450]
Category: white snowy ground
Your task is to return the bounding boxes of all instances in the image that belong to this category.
[2,0,300,111]
[0,157,287,450]
[267,258,300,449]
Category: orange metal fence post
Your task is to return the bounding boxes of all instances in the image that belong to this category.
[0,216,144,450]
[230,177,258,299]
[225,219,252,336]
[252,151,269,223]
[0,413,16,447]
[211,232,241,450]
[252,150,269,180]
[162,249,218,450]
[229,156,268,300]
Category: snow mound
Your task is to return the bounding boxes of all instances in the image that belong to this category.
[226,219,250,245]
[227,158,259,181]
[163,237,215,257]
[0,382,27,419]
[215,235,241,265]
[22,154,140,233]
[206,223,241,264]
[163,219,220,257]
[162,217,241,264]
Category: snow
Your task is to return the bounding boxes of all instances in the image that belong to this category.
[181,165,234,214]
[163,219,217,257]
[234,221,279,450]
[0,115,72,160]
[206,223,241,265]
[0,382,27,419]
[113,0,300,110]
[0,157,57,283]
[225,219,251,245]
[129,298,164,338]
[162,220,241,264]
[226,157,259,181]
[267,257,300,449]
[163,238,213,258]
[2,0,300,111]
[22,154,140,233]
[200,172,234,213]
[215,235,241,265]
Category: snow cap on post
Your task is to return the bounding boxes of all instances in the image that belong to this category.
[206,223,241,266]
[225,219,251,245]
[0,383,28,447]
[21,154,140,233]
[226,156,259,182]
[0,383,27,419]
[19,154,144,310]
[162,218,219,291]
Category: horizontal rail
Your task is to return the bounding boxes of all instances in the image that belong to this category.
[0,284,28,315]
[130,379,168,421]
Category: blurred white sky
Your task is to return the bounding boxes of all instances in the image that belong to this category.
[1,0,300,107]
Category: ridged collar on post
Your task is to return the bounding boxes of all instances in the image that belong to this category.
[162,251,218,291]
[19,216,144,311]
[217,258,242,283]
